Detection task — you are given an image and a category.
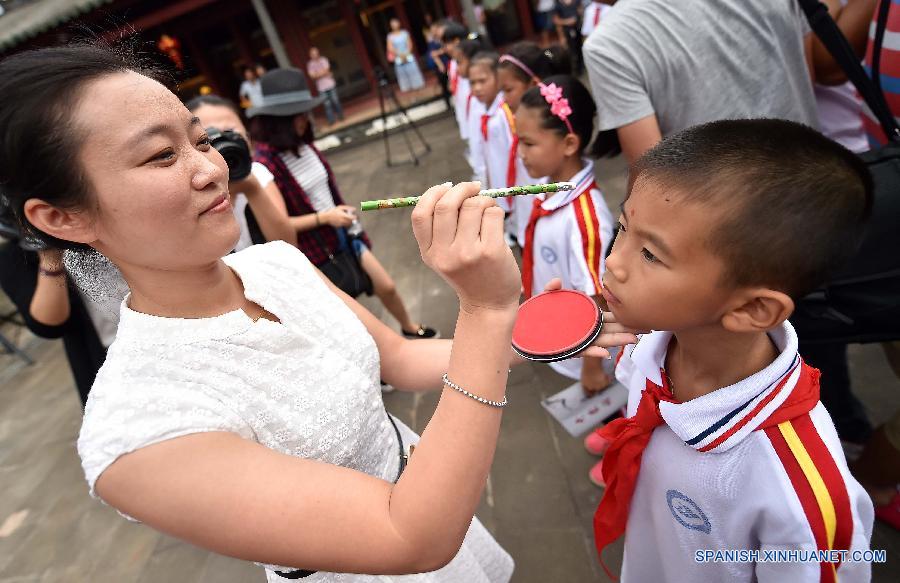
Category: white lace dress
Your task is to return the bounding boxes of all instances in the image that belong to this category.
[77,241,514,583]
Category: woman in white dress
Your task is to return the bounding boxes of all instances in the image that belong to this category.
[0,43,635,581]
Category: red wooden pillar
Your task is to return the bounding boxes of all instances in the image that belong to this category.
[229,19,256,66]
[184,35,221,95]
[444,0,462,21]
[515,0,535,39]
[339,0,376,89]
[264,0,310,70]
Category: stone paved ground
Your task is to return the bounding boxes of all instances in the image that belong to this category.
[0,114,898,582]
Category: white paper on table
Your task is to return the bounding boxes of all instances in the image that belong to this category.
[541,381,629,437]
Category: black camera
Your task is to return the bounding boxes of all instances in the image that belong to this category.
[206,127,252,181]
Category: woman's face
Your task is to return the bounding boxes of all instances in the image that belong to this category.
[193,102,250,143]
[497,68,533,112]
[65,72,238,272]
[292,113,310,138]
[391,19,401,31]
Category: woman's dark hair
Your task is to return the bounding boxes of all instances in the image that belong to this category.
[519,75,620,158]
[498,42,571,83]
[0,42,172,250]
[250,114,314,152]
[185,94,241,117]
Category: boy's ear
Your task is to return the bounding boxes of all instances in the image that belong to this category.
[721,288,794,333]
[23,198,97,245]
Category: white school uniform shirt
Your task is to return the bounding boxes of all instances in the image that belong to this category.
[467,96,487,183]
[582,1,612,38]
[479,93,515,210]
[614,322,874,583]
[529,160,614,380]
[451,65,471,140]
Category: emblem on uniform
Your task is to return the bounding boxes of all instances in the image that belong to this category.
[540,245,558,264]
[666,489,711,534]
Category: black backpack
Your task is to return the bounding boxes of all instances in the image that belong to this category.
[791,0,900,344]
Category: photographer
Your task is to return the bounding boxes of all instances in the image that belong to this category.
[249,68,439,340]
[186,95,295,251]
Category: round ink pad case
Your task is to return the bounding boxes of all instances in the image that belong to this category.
[512,289,603,362]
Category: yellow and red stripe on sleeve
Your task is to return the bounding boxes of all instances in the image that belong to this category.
[573,185,603,294]
[764,414,854,582]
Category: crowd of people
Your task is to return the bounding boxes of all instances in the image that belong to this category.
[0,0,898,582]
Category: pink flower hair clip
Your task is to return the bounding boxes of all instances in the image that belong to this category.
[539,82,574,135]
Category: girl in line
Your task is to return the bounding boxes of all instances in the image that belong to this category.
[0,43,636,582]
[515,75,623,485]
[497,41,570,246]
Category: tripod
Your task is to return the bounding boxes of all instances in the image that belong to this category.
[375,71,431,167]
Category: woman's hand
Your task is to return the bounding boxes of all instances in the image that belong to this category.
[412,182,521,314]
[320,205,357,228]
[37,248,64,270]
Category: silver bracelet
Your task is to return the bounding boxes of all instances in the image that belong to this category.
[441,373,508,408]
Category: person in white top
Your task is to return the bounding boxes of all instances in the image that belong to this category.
[247,69,441,340]
[238,64,264,108]
[581,0,612,39]
[515,75,619,409]
[450,34,488,179]
[590,119,875,582]
[0,42,639,583]
[187,95,296,252]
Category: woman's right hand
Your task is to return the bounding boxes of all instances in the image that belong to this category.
[320,205,356,228]
[411,182,521,314]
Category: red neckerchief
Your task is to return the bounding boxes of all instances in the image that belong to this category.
[591,360,821,580]
[521,177,596,298]
[449,62,458,95]
[521,197,556,299]
[500,101,518,188]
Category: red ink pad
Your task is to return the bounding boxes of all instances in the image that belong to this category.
[512,290,603,362]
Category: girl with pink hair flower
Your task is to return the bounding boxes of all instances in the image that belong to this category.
[515,74,624,486]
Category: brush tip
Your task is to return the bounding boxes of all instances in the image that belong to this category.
[557,181,577,191]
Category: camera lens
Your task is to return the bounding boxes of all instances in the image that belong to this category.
[206,127,252,181]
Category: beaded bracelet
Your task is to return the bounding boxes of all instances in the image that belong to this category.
[441,373,508,408]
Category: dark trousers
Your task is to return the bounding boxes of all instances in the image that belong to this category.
[437,70,451,109]
[562,25,584,75]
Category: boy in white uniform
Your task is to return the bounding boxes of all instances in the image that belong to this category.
[592,119,874,582]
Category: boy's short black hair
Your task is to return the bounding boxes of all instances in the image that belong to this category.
[630,119,873,299]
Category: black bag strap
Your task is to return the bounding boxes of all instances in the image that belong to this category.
[799,0,900,142]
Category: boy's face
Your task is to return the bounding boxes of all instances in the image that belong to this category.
[602,179,739,333]
[469,62,498,105]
